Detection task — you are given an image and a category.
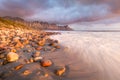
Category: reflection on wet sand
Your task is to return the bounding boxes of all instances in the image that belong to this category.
[51,31,120,80]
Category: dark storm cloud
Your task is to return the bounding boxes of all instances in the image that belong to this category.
[0,0,51,17]
[0,0,120,24]
[78,0,120,13]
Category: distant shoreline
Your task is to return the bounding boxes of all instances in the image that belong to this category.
[74,30,120,32]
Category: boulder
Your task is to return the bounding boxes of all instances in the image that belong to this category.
[41,60,52,67]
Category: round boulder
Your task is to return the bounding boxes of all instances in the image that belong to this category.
[41,60,52,67]
[6,52,19,62]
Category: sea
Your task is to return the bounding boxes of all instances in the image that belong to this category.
[49,30,120,80]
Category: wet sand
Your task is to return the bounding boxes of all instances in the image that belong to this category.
[51,31,120,80]
[0,46,99,80]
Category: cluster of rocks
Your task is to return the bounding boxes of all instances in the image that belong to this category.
[0,28,66,80]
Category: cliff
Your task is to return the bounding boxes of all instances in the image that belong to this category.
[2,16,73,30]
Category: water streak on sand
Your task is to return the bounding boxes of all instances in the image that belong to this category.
[51,31,120,80]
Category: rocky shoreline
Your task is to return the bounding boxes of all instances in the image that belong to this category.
[0,28,67,80]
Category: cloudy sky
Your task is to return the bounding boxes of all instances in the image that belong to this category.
[0,0,120,24]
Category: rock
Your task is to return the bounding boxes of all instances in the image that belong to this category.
[28,35,32,40]
[23,40,29,45]
[14,64,24,70]
[15,42,24,48]
[26,45,31,48]
[38,40,45,46]
[0,47,6,54]
[3,60,8,65]
[51,48,56,52]
[55,45,60,49]
[41,60,52,67]
[0,54,5,59]
[49,43,57,47]
[44,46,52,51]
[6,52,19,62]
[13,37,20,42]
[34,57,43,62]
[0,59,4,65]
[36,46,42,50]
[27,49,31,52]
[1,36,6,41]
[44,73,49,77]
[29,58,34,63]
[10,49,16,53]
[36,71,41,75]
[24,59,30,64]
[55,67,66,76]
[54,40,59,43]
[23,70,31,76]
[32,51,40,57]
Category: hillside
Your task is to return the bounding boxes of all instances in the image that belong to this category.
[0,17,30,29]
[2,16,73,30]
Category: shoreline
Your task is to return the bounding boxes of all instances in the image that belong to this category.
[1,28,119,80]
[0,28,70,80]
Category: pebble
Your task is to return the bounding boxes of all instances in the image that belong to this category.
[23,70,31,76]
[44,46,52,51]
[32,51,40,57]
[0,54,5,59]
[49,43,57,47]
[13,37,20,42]
[44,73,49,77]
[14,64,24,70]
[55,67,66,76]
[29,58,34,63]
[24,59,30,64]
[23,40,29,45]
[15,42,24,48]
[0,47,6,54]
[2,60,8,65]
[38,41,45,46]
[55,45,60,49]
[10,49,16,53]
[36,46,42,50]
[51,48,56,52]
[34,57,43,62]
[54,40,59,43]
[36,71,41,75]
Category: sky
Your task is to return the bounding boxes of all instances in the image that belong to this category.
[0,0,120,24]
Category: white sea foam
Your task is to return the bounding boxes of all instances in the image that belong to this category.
[51,31,120,80]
